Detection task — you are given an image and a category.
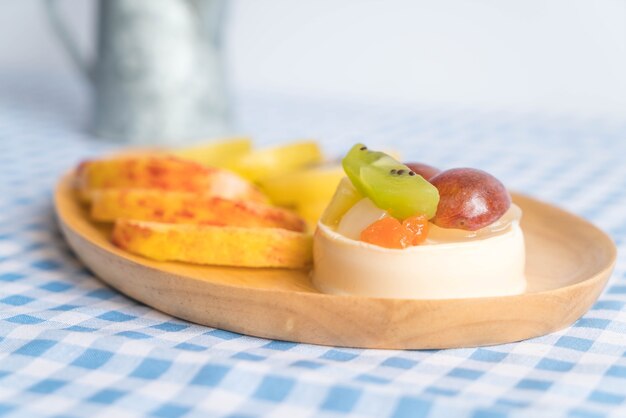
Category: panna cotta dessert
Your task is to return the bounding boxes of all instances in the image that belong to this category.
[312,144,526,299]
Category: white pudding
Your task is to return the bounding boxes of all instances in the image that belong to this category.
[312,205,526,299]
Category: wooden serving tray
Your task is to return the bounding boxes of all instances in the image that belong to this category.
[54,174,616,349]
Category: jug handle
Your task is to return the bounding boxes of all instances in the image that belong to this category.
[43,0,94,83]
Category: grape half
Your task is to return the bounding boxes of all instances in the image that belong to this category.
[430,168,511,231]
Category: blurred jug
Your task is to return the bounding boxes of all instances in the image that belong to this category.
[45,0,230,145]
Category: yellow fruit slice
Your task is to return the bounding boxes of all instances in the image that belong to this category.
[297,200,331,231]
[90,189,306,232]
[259,165,344,207]
[172,137,252,167]
[112,220,312,269]
[76,156,266,203]
[228,141,323,181]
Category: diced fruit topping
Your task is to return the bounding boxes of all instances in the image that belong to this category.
[320,177,363,227]
[402,215,430,245]
[360,215,429,249]
[342,144,440,219]
[337,197,388,240]
[430,168,511,231]
[404,162,441,181]
[360,218,407,249]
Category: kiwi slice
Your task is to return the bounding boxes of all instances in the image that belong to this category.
[342,143,439,219]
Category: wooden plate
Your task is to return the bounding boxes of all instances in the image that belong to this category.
[54,175,616,349]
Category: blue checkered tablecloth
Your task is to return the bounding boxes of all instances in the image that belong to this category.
[1,73,625,418]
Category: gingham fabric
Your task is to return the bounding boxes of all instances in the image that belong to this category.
[1,75,625,418]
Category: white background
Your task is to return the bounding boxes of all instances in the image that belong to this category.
[2,0,625,117]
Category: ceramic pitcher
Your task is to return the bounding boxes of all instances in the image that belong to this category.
[45,0,230,145]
